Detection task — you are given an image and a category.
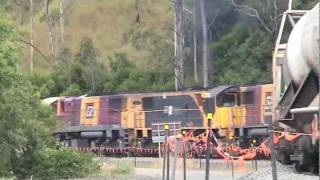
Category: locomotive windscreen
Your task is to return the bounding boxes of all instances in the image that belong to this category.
[143,95,203,127]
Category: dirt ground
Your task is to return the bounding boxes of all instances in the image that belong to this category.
[101,157,319,180]
[103,157,270,180]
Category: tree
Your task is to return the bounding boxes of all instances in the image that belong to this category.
[42,0,74,58]
[29,0,34,71]
[135,0,141,24]
[174,0,184,90]
[59,0,65,45]
[104,53,132,92]
[0,10,100,179]
[16,0,24,24]
[103,52,174,93]
[230,0,287,38]
[200,0,208,88]
[0,13,56,178]
[75,37,106,94]
[209,24,273,85]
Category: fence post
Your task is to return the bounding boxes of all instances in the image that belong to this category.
[166,127,170,180]
[171,140,179,180]
[231,159,234,180]
[183,145,186,180]
[268,124,278,180]
[162,126,168,180]
[182,131,186,180]
[205,113,212,180]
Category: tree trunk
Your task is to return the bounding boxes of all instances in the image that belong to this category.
[17,0,24,25]
[174,0,184,91]
[44,0,55,57]
[193,32,198,83]
[30,0,34,71]
[200,0,208,88]
[60,0,64,45]
[192,2,198,83]
[135,0,141,24]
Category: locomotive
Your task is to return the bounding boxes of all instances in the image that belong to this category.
[273,2,319,173]
[43,84,273,149]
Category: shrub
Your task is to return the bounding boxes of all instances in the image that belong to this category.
[31,147,100,180]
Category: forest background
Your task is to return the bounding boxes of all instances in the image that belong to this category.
[0,0,317,179]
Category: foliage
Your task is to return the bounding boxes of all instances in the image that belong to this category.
[104,52,174,93]
[106,160,133,177]
[31,147,100,180]
[0,12,55,178]
[51,38,174,96]
[293,0,318,9]
[0,0,317,93]
[96,159,133,178]
[0,10,100,180]
[52,37,107,95]
[25,70,55,98]
[209,24,273,85]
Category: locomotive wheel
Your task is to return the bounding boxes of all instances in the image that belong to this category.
[295,163,305,172]
[279,139,293,165]
[279,152,292,165]
[308,163,318,174]
[294,137,314,172]
[298,136,313,154]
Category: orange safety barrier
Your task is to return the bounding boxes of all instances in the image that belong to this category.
[242,151,256,160]
[284,132,301,142]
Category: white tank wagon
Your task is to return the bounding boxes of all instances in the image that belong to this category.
[274,2,319,173]
[286,3,319,85]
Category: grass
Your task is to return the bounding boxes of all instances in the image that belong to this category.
[19,0,173,71]
[92,158,134,179]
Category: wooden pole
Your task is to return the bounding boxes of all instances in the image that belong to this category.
[231,159,234,180]
[158,124,161,158]
[134,153,137,167]
[166,128,170,180]
[205,119,211,180]
[162,132,168,180]
[159,142,162,158]
[255,157,258,171]
[183,142,186,180]
[269,125,278,180]
[171,140,179,180]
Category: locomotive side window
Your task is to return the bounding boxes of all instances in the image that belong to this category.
[133,101,141,105]
[217,94,235,107]
[86,103,94,118]
[243,91,254,105]
[264,92,272,112]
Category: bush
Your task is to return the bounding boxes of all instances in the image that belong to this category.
[31,147,100,180]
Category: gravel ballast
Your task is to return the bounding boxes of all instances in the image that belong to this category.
[238,162,318,180]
